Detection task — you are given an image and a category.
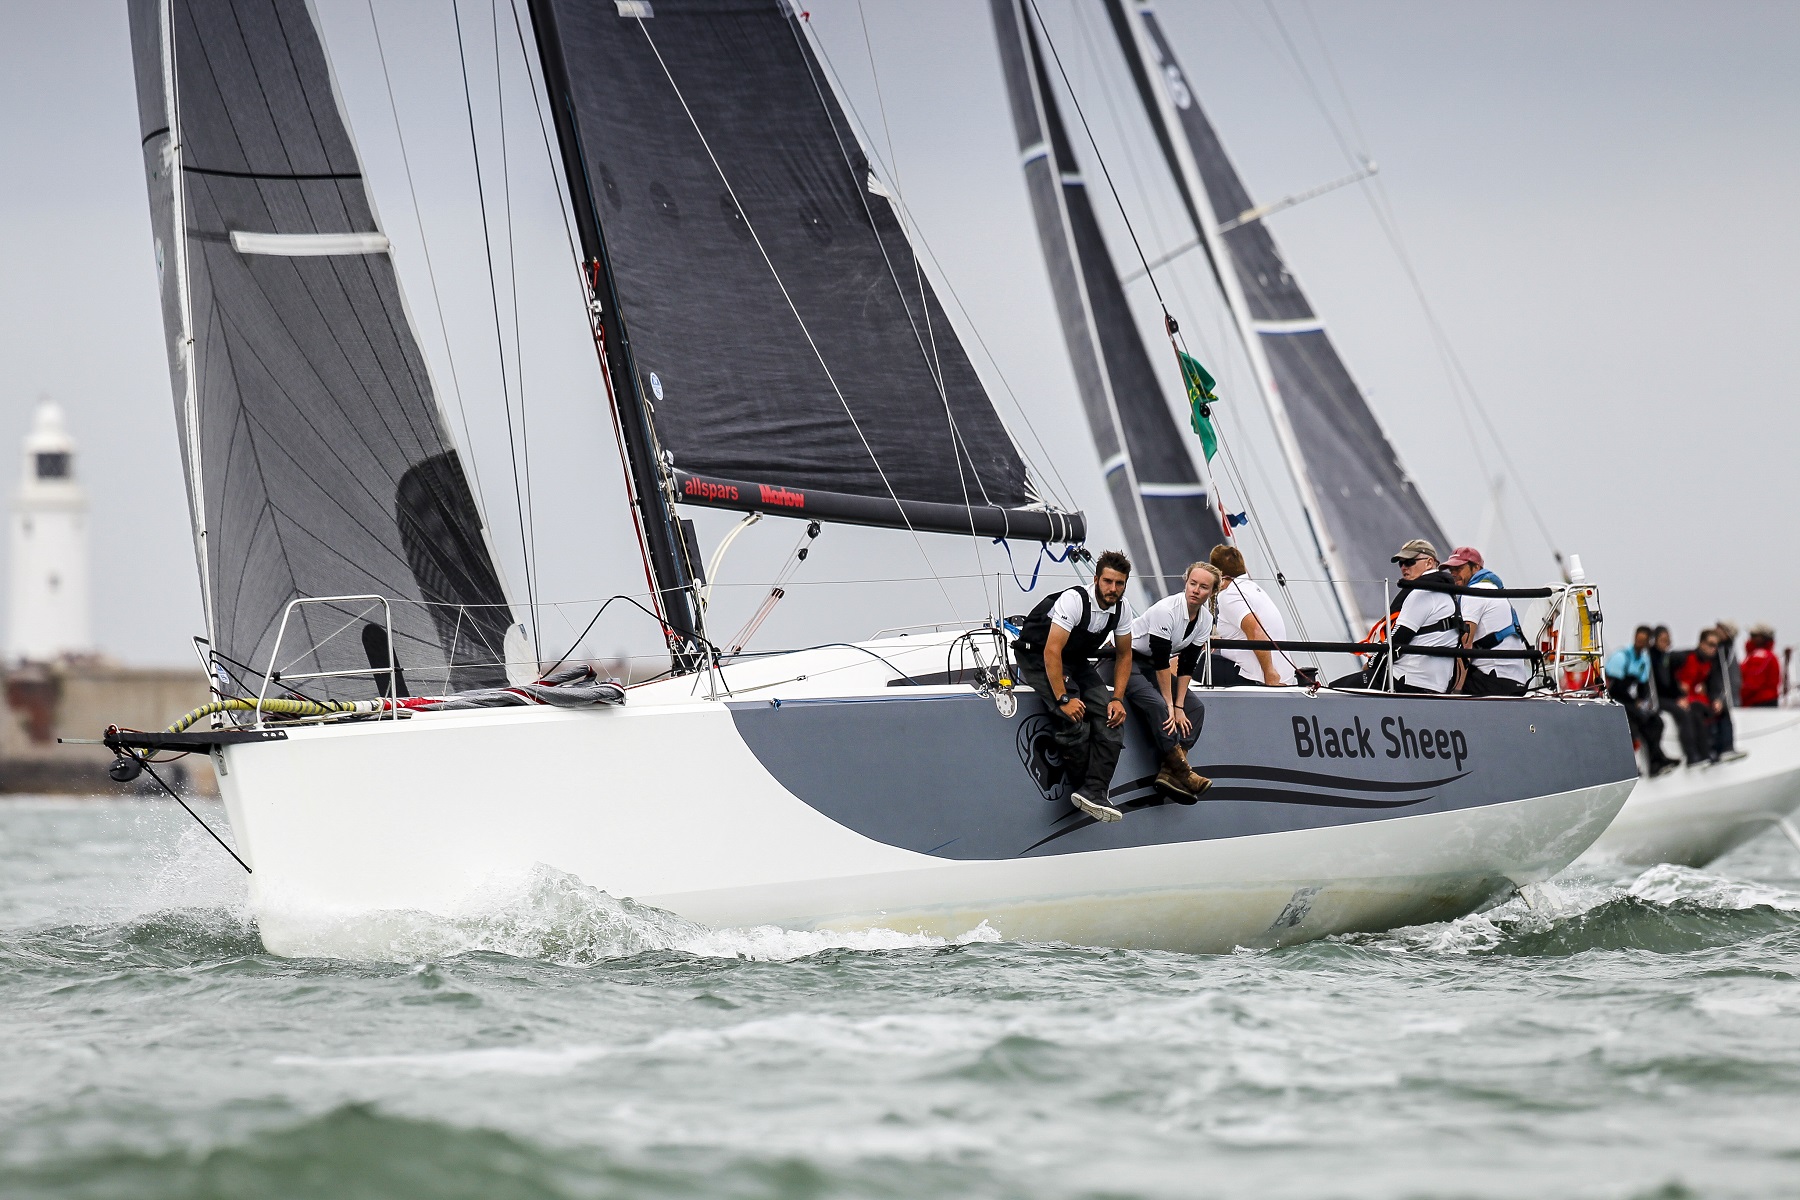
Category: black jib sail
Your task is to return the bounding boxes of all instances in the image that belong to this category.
[1108,0,1447,630]
[129,0,514,697]
[990,0,1222,595]
[526,0,1081,546]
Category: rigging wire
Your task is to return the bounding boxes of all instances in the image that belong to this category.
[1269,0,1566,571]
[802,3,994,614]
[503,0,667,632]
[1024,0,1169,312]
[363,1,494,546]
[491,0,541,657]
[800,31,1081,517]
[1028,0,1316,646]
[452,0,541,662]
[632,16,967,624]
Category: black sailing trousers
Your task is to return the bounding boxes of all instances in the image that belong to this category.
[1122,656,1203,758]
[1016,652,1124,798]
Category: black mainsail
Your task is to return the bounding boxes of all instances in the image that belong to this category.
[129,0,515,696]
[1107,0,1446,630]
[527,0,1083,576]
[990,0,1222,596]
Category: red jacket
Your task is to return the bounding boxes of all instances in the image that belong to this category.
[1676,652,1716,705]
[1742,644,1781,706]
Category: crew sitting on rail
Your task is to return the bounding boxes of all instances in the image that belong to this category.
[1388,539,1461,693]
[1011,551,1136,825]
[1122,562,1219,803]
[1209,545,1295,687]
[1441,546,1532,697]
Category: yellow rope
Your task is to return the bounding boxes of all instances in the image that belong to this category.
[166,697,356,734]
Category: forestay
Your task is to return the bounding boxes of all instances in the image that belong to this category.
[1109,1,1446,626]
[129,0,513,697]
[530,0,1081,543]
[990,0,1221,595]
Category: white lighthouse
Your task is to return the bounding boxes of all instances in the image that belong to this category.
[7,401,92,662]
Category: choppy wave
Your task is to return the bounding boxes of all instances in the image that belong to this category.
[1343,862,1800,958]
[1,1105,597,1200]
[257,864,999,966]
[0,1102,1001,1200]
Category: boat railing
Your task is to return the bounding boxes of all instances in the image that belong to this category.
[255,595,402,728]
[1186,579,1603,698]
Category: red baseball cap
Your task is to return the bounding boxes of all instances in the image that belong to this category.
[1442,546,1484,569]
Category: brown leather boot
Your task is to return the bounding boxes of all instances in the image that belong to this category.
[1154,748,1197,802]
[1173,747,1212,798]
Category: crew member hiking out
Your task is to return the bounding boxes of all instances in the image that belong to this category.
[1124,562,1219,803]
[1012,551,1136,823]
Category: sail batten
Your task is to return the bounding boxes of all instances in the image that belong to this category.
[130,0,514,696]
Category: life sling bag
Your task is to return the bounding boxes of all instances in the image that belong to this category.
[1013,587,1120,664]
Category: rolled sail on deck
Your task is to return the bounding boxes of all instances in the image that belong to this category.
[530,0,1080,544]
[128,0,513,696]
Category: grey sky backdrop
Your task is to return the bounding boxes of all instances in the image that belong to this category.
[2,1,1796,670]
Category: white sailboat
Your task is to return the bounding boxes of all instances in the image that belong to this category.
[111,0,1636,959]
[1584,707,1800,867]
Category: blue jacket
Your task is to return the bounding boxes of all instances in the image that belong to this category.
[1605,645,1651,684]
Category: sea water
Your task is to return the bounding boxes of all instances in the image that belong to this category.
[2,798,1798,1199]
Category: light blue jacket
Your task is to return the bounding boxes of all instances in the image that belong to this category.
[1605,645,1651,684]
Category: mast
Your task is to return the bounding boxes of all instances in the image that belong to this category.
[525,0,703,671]
[1106,0,1363,632]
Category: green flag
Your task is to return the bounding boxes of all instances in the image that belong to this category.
[1180,351,1220,461]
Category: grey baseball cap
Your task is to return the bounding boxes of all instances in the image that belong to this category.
[1391,538,1440,564]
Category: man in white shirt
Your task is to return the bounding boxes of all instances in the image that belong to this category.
[1388,539,1461,693]
[1209,545,1296,686]
[1011,550,1136,823]
[1124,562,1219,802]
[1442,546,1532,696]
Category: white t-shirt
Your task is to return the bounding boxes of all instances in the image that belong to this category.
[1216,578,1296,685]
[1394,585,1458,692]
[1130,592,1214,673]
[1048,585,1134,645]
[1468,581,1530,683]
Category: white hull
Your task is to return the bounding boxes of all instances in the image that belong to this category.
[212,634,1636,957]
[1583,707,1800,868]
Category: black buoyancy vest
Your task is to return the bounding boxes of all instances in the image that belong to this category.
[1014,586,1120,664]
[1393,570,1464,648]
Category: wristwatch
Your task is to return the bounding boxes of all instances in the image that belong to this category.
[1055,693,1070,706]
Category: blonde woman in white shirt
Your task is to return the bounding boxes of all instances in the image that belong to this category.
[1209,545,1296,687]
[1123,562,1220,801]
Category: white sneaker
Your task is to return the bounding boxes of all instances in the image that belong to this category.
[1071,791,1123,823]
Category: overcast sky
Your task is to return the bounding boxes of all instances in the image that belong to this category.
[2,1,1796,669]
